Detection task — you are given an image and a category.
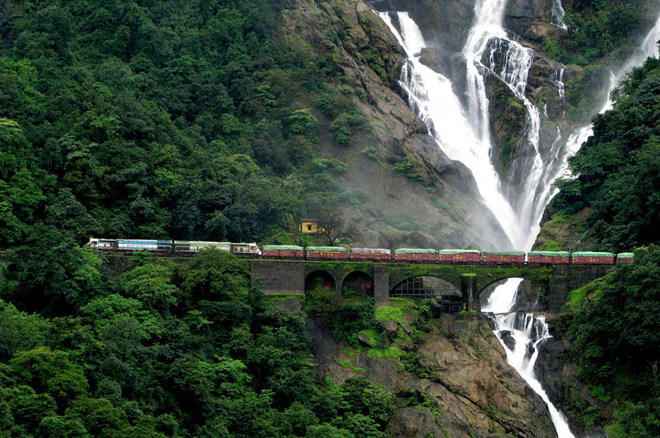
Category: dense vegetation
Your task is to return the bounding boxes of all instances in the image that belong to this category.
[553,0,646,65]
[542,0,650,122]
[0,0,377,249]
[0,248,397,438]
[552,58,660,253]
[551,59,660,436]
[560,247,660,437]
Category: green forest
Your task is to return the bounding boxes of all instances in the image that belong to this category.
[0,249,400,438]
[0,0,382,249]
[2,0,660,436]
[0,1,406,436]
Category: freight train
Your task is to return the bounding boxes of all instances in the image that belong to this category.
[87,238,634,265]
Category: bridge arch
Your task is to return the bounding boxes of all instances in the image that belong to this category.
[341,271,374,297]
[391,275,463,312]
[478,277,525,297]
[305,270,336,293]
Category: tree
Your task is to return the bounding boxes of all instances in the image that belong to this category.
[1,226,104,315]
[10,347,88,406]
[316,210,355,246]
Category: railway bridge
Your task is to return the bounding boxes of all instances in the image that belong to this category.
[250,260,613,312]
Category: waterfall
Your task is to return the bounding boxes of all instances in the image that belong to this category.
[379,6,576,435]
[483,279,576,437]
[551,0,567,29]
[379,11,519,248]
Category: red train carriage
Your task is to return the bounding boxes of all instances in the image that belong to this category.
[482,251,526,264]
[616,252,634,264]
[571,251,615,265]
[527,251,570,265]
[437,249,481,263]
[306,246,349,260]
[350,248,392,261]
[261,245,304,259]
[394,248,437,262]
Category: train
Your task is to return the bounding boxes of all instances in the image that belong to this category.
[87,238,634,266]
[87,238,261,255]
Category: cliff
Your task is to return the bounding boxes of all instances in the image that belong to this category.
[304,306,558,437]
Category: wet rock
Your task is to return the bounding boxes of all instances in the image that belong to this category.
[535,335,610,436]
[562,64,584,83]
[505,0,551,37]
[499,330,516,350]
[419,47,453,78]
[312,311,558,437]
[400,322,414,335]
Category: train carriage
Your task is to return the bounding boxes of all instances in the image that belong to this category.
[394,248,437,262]
[482,251,526,264]
[616,252,634,264]
[174,241,231,252]
[350,248,392,261]
[117,239,171,251]
[437,249,481,263]
[571,251,615,265]
[527,251,570,265]
[261,245,305,259]
[306,246,349,260]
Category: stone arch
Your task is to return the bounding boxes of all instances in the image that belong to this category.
[391,276,463,312]
[305,270,336,293]
[342,271,374,297]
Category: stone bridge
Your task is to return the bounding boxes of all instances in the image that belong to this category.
[250,260,613,312]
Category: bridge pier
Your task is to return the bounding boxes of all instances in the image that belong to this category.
[462,274,477,311]
[373,265,390,305]
[251,261,305,295]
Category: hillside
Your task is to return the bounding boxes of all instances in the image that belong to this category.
[2,0,660,437]
[0,0,509,251]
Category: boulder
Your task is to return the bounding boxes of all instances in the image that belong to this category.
[382,319,400,339]
[357,332,375,348]
[386,408,446,438]
[499,330,516,350]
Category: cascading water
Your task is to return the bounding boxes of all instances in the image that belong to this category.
[551,0,567,28]
[378,11,520,248]
[560,12,660,171]
[379,5,577,435]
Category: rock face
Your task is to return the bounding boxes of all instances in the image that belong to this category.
[309,315,558,437]
[535,335,610,438]
[283,0,510,250]
[505,0,552,37]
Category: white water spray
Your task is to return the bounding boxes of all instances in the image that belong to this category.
[551,0,567,29]
[485,10,660,438]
